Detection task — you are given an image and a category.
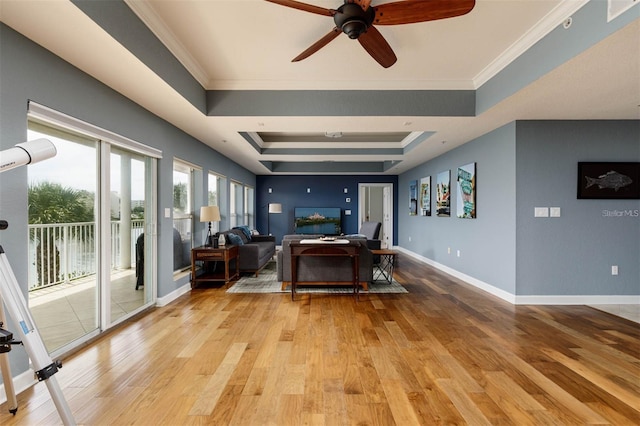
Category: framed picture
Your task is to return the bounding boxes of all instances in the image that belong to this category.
[409,180,418,215]
[420,176,431,216]
[436,170,450,217]
[577,162,640,199]
[457,162,476,218]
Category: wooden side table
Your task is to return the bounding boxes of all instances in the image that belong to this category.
[371,249,397,284]
[191,245,239,288]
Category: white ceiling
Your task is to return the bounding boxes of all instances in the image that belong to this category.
[1,0,639,174]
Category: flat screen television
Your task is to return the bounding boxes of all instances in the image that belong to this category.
[294,207,342,235]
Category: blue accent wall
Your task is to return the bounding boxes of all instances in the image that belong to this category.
[256,175,398,244]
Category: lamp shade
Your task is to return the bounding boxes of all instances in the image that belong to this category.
[200,205,221,222]
[268,203,282,214]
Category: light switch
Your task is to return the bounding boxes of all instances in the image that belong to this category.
[550,207,561,217]
[534,207,549,217]
[164,208,171,218]
[345,210,351,215]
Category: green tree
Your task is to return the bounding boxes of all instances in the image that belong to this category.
[173,182,188,213]
[28,182,95,286]
[29,181,94,224]
[131,206,145,219]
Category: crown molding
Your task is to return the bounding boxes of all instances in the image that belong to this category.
[124,0,209,88]
[473,0,590,88]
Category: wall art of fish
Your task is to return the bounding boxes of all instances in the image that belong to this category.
[585,170,633,191]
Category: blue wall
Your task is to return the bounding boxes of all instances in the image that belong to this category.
[256,175,398,244]
[0,24,255,300]
[398,124,518,294]
[515,120,640,296]
[399,120,639,299]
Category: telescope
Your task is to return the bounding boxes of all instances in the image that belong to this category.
[0,138,57,174]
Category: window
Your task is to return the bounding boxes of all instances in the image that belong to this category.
[173,159,199,271]
[229,180,244,228]
[244,185,255,228]
[207,171,225,232]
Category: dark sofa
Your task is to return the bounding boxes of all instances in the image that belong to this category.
[217,228,276,276]
[276,234,374,291]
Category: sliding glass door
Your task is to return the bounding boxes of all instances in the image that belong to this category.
[27,110,158,355]
[109,147,154,324]
[27,126,101,352]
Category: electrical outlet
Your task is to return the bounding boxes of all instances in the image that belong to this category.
[612,265,618,275]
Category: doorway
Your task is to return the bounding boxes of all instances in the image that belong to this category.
[358,183,394,248]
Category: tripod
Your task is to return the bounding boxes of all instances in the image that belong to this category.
[0,220,76,425]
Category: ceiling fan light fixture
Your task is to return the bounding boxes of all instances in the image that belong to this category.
[342,19,367,39]
[334,3,374,39]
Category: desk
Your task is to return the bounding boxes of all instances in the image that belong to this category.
[191,245,239,288]
[371,249,397,284]
[289,240,360,301]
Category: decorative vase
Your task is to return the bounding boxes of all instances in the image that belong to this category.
[218,233,226,246]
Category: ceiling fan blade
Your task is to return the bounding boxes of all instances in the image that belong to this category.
[358,26,397,68]
[374,0,475,25]
[292,28,342,62]
[349,0,373,11]
[264,0,335,17]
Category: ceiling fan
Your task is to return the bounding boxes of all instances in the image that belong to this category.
[265,0,476,68]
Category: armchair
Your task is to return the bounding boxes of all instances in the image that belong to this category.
[359,221,382,262]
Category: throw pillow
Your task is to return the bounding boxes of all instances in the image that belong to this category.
[234,225,252,241]
[343,234,366,238]
[227,233,244,245]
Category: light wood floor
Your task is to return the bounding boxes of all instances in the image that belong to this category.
[1,254,638,425]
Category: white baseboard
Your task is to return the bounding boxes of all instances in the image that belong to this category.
[395,247,640,306]
[0,369,36,405]
[515,295,640,305]
[156,282,190,307]
[396,247,517,303]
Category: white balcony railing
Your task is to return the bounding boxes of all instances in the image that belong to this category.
[28,220,144,291]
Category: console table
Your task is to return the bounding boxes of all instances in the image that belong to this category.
[191,245,239,288]
[289,240,360,300]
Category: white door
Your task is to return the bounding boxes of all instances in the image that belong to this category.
[358,183,394,249]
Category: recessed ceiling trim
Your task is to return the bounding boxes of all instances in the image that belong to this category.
[403,132,435,152]
[260,161,394,174]
[261,148,404,156]
[208,90,475,117]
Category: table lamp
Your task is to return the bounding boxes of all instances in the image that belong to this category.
[200,205,221,247]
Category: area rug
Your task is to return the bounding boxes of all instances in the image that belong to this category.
[227,261,407,294]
